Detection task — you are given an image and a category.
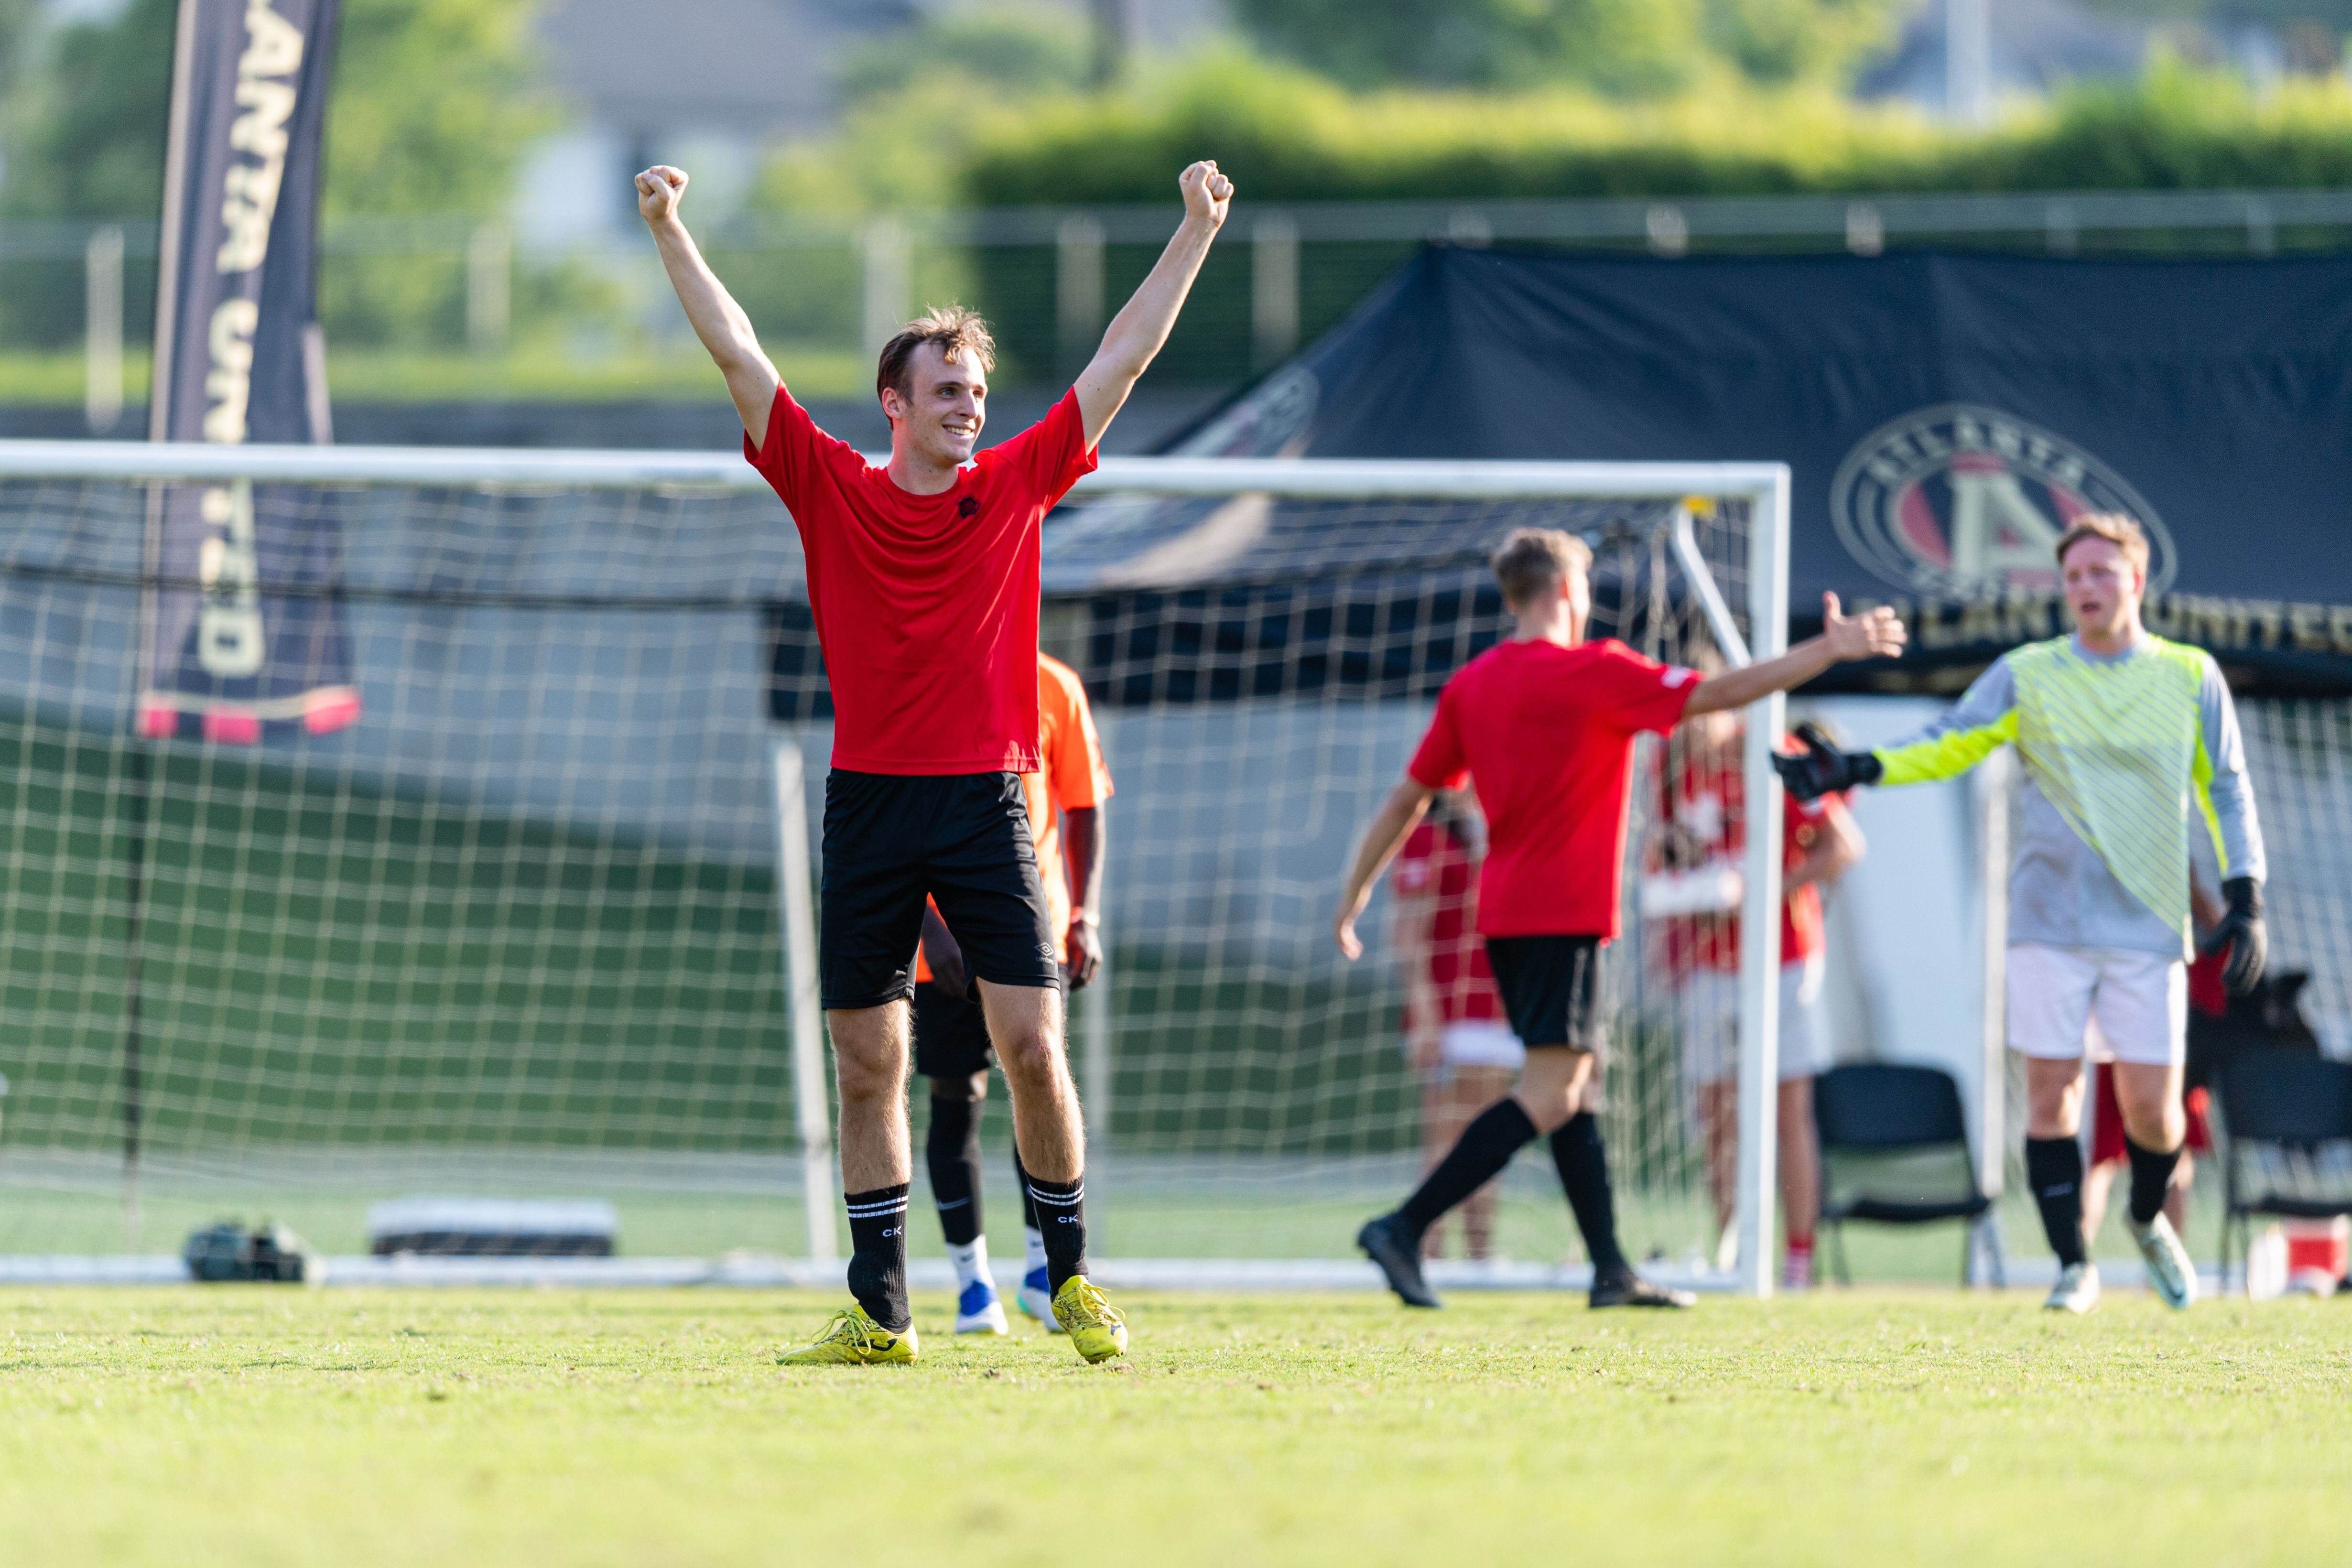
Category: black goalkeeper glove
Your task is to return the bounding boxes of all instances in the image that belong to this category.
[2200,875,2267,996]
[1772,722,1883,802]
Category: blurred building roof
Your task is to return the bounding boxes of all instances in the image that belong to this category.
[537,0,923,141]
[1857,0,2150,114]
[537,0,1230,143]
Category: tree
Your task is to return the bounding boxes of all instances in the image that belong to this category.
[2,0,548,220]
[1228,0,1907,95]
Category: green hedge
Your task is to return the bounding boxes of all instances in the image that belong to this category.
[965,54,2352,205]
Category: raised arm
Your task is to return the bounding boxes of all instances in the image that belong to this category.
[1334,778,1437,959]
[636,166,782,444]
[1682,593,1907,718]
[1073,161,1234,450]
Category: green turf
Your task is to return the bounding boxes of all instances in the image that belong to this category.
[0,1287,2344,1567]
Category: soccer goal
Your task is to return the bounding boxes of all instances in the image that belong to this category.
[0,438,1797,1293]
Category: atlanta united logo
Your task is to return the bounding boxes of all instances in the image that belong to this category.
[1830,404,2175,596]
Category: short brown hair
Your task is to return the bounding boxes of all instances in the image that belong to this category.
[876,306,997,410]
[2055,512,2150,575]
[1489,528,1593,610]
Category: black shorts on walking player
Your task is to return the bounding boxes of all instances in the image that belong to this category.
[912,979,996,1078]
[820,770,1063,1011]
[1484,935,1607,1051]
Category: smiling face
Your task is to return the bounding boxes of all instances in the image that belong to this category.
[2060,534,2144,642]
[880,341,987,470]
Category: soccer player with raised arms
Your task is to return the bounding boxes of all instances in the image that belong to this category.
[1775,513,2265,1314]
[638,157,1235,1364]
[1335,529,1906,1309]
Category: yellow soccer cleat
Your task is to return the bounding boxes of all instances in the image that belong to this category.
[1051,1275,1128,1364]
[777,1306,919,1365]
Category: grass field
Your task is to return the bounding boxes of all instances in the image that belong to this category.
[0,1286,2345,1567]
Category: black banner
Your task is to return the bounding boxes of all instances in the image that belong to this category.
[1148,247,2352,695]
[142,0,355,742]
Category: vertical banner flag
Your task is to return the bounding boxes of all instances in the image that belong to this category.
[143,0,356,744]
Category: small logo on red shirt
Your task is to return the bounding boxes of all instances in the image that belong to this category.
[958,495,979,519]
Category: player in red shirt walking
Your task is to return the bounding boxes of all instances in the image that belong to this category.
[639,157,1235,1364]
[1334,529,1905,1309]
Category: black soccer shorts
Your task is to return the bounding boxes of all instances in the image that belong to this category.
[1484,934,1608,1052]
[912,979,996,1079]
[818,770,1062,1012]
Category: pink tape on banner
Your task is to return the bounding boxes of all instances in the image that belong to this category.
[304,690,362,735]
[201,712,262,745]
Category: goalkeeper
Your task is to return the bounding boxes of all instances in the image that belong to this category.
[1776,514,2265,1315]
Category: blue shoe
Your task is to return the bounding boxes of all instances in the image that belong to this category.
[1017,1266,1065,1332]
[954,1277,1008,1336]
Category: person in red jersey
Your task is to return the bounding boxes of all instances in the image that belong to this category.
[1654,707,1865,1290]
[1391,790,1519,1263]
[1333,528,1905,1310]
[638,156,1236,1364]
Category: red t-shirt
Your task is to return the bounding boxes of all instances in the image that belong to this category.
[1406,638,1699,940]
[1390,821,1504,1027]
[745,385,1098,774]
[1655,740,1843,974]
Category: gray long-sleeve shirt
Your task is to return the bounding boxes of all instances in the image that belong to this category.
[1877,634,2263,957]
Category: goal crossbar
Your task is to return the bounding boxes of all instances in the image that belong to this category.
[0,439,1789,506]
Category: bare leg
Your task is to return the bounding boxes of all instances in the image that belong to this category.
[2081,1158,2119,1247]
[2163,1151,2194,1234]
[979,981,1082,1181]
[1419,1069,1466,1260]
[2113,1061,2188,1152]
[2025,1057,2088,1139]
[1456,1065,1517,1261]
[1698,1079,1737,1237]
[1510,1047,1595,1134]
[826,1002,912,1191]
[1776,1076,1820,1246]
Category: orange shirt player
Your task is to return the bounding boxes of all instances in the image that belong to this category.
[911,653,1113,1335]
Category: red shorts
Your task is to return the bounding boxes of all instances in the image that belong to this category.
[2090,1060,2212,1166]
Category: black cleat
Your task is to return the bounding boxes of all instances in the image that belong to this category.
[1357,1213,1442,1308]
[1589,1266,1696,1310]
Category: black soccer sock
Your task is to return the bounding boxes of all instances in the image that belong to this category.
[1549,1111,1629,1274]
[2125,1136,2183,1228]
[1025,1169,1088,1295]
[925,1091,984,1247]
[1398,1097,1539,1242]
[2025,1136,2089,1268]
[843,1183,912,1332]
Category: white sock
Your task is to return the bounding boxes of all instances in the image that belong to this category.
[947,1237,990,1293]
[1024,1225,1048,1277]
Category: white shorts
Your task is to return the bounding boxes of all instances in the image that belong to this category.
[1677,958,1830,1086]
[1438,1019,1526,1069]
[2006,943,2185,1067]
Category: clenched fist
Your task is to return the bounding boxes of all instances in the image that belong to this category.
[636,165,688,226]
[1180,160,1234,228]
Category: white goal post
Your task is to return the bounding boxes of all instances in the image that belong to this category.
[0,440,1790,1294]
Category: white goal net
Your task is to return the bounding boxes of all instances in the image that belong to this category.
[0,442,1799,1289]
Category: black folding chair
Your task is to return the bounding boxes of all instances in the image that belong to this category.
[2215,1049,2352,1287]
[1813,1063,2002,1287]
